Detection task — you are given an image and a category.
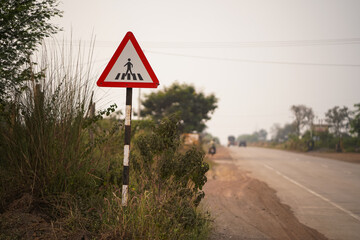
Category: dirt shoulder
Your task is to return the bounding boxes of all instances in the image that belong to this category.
[305,152,360,164]
[0,194,86,240]
[204,146,327,240]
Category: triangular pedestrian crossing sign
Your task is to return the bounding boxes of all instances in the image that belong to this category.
[97,32,159,88]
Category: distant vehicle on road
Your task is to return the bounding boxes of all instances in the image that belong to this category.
[239,141,247,147]
[228,135,236,147]
[208,145,216,156]
[208,139,216,156]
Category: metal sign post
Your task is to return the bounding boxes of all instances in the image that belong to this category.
[122,88,132,206]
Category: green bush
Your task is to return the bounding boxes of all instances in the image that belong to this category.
[343,136,360,152]
[125,115,210,239]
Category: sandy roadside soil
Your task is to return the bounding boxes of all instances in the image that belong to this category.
[203,146,328,240]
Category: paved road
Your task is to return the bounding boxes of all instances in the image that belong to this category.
[229,147,360,240]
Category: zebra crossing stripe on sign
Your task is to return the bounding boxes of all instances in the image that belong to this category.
[115,73,143,81]
[97,31,159,88]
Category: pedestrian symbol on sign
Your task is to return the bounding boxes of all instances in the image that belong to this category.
[114,58,144,81]
[124,58,133,75]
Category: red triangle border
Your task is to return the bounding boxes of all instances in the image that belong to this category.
[97,32,159,88]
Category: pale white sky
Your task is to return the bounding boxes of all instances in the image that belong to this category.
[51,0,360,144]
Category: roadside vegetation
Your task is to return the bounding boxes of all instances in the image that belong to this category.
[0,75,211,239]
[0,1,216,239]
[236,104,360,153]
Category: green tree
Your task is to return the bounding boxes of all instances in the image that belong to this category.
[237,133,257,143]
[0,0,62,102]
[325,106,351,137]
[290,105,314,137]
[350,103,360,138]
[257,129,268,141]
[325,106,351,151]
[142,83,218,133]
[237,129,267,143]
[271,123,296,142]
[201,132,220,145]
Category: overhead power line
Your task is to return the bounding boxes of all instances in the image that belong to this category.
[143,38,360,48]
[45,37,360,48]
[144,50,360,67]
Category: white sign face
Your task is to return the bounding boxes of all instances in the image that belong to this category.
[104,41,152,83]
[97,31,159,88]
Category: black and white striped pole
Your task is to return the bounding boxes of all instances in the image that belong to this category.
[122,87,132,206]
[95,32,160,206]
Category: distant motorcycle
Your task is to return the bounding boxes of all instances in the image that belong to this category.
[208,145,216,156]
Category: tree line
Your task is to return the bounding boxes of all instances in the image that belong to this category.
[271,104,360,152]
[234,104,360,152]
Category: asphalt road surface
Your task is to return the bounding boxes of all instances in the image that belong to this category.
[229,147,360,240]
